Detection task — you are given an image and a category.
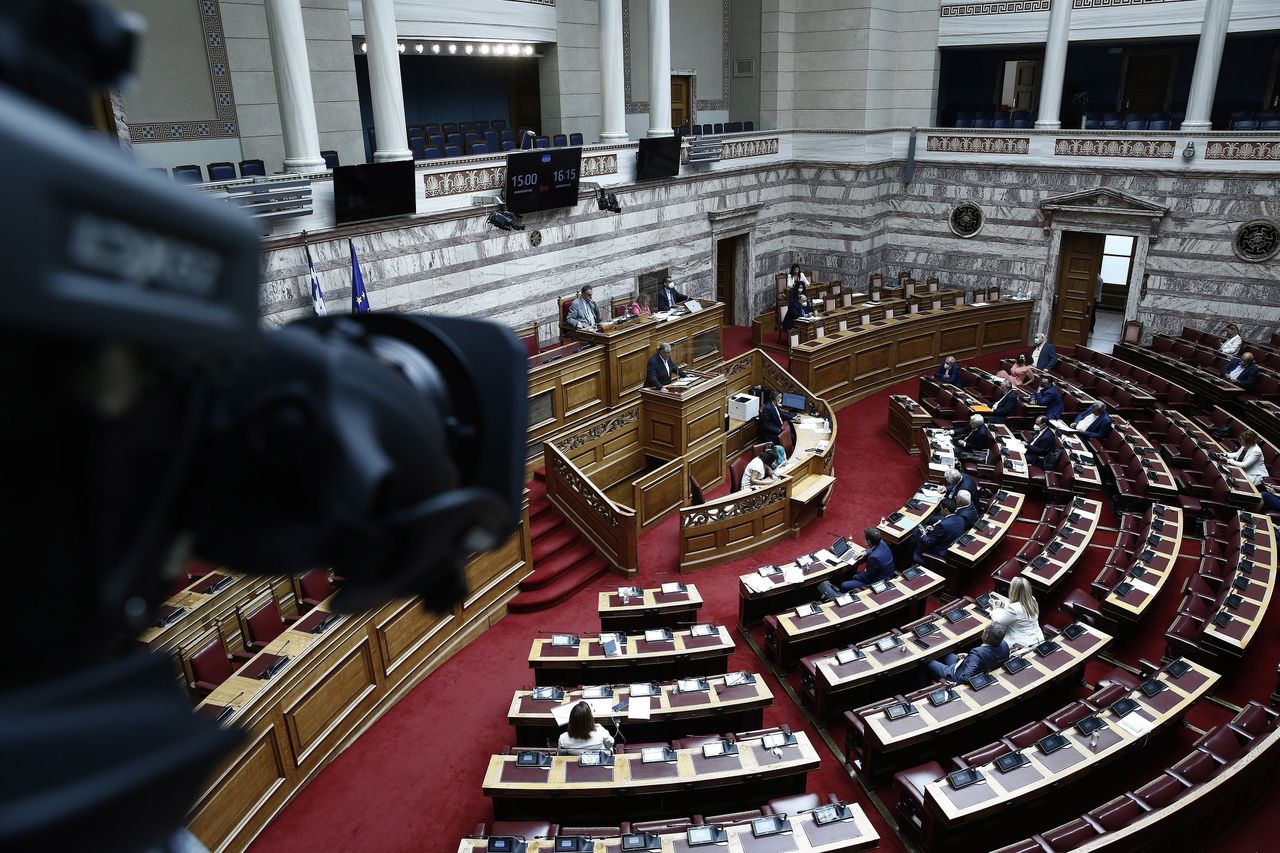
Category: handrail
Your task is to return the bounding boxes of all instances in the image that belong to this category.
[543,444,638,573]
[680,476,791,529]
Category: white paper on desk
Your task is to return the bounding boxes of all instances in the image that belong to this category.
[1050,419,1071,431]
[1129,578,1159,596]
[892,518,921,534]
[661,582,683,594]
[550,703,574,726]
[782,566,806,584]
[916,490,944,505]
[814,441,830,452]
[683,300,703,313]
[815,549,839,564]
[742,573,772,593]
[586,698,616,718]
[628,695,652,720]
[1117,712,1154,737]
[1003,439,1027,451]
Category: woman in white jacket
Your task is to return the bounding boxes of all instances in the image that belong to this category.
[1227,430,1268,485]
[987,577,1045,650]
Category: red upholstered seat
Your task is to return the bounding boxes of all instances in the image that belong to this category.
[674,734,724,751]
[763,792,823,816]
[1087,683,1130,710]
[1040,817,1101,851]
[1164,613,1204,659]
[520,332,539,358]
[1088,795,1146,831]
[1135,772,1188,808]
[703,808,764,826]
[728,455,750,491]
[957,739,1012,769]
[1195,727,1245,763]
[187,634,237,698]
[1169,750,1217,784]
[1233,701,1278,737]
[630,817,700,833]
[297,569,335,608]
[1094,667,1140,692]
[559,824,622,836]
[242,596,293,651]
[1007,721,1053,749]
[893,761,945,827]
[486,821,558,839]
[1046,701,1091,730]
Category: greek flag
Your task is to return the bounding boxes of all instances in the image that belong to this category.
[305,245,327,316]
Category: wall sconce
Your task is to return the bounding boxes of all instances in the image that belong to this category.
[1182,141,1196,161]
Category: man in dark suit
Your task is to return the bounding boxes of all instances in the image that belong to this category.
[1220,352,1260,389]
[1031,333,1059,371]
[1026,416,1057,469]
[943,467,977,503]
[1032,376,1064,420]
[989,379,1019,425]
[955,491,979,530]
[840,528,896,592]
[1071,401,1112,440]
[953,414,992,460]
[758,391,795,445]
[927,624,1010,682]
[934,355,962,387]
[912,500,966,564]
[645,342,686,389]
[654,277,689,312]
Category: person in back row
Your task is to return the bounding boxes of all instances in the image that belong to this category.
[1026,416,1057,470]
[943,467,977,503]
[1220,323,1243,356]
[985,577,1045,650]
[997,352,1034,389]
[742,445,779,491]
[558,701,615,754]
[1031,332,1059,371]
[1220,351,1259,389]
[912,499,966,564]
[1032,376,1064,420]
[1071,401,1112,440]
[840,528,896,592]
[956,490,979,530]
[927,624,1010,683]
[934,355,962,387]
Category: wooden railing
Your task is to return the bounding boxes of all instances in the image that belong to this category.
[678,476,793,571]
[543,444,638,574]
[631,456,689,531]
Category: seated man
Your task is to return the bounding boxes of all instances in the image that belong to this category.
[654,277,689,311]
[926,624,1010,683]
[1032,376,1064,421]
[953,413,992,461]
[840,528,895,592]
[1071,401,1112,439]
[955,490,979,530]
[741,446,778,491]
[943,467,977,503]
[1025,415,1057,470]
[566,284,600,331]
[1220,352,1259,389]
[645,342,686,389]
[912,500,966,564]
[934,355,962,388]
[988,379,1019,425]
[1031,333,1059,371]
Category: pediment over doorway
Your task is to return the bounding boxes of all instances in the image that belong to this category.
[1039,186,1168,237]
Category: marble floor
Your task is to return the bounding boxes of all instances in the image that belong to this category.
[1087,309,1125,353]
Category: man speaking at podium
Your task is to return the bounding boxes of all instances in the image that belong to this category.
[646,342,687,389]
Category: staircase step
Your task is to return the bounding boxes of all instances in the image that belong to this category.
[521,541,595,591]
[530,511,568,542]
[531,525,579,559]
[532,467,547,483]
[508,558,610,613]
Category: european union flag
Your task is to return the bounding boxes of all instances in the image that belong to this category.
[350,239,370,314]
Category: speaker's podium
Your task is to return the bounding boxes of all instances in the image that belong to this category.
[641,371,727,462]
[570,315,657,405]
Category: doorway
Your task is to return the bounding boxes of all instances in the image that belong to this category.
[1087,234,1135,352]
[671,75,692,131]
[1120,52,1176,114]
[1050,231,1105,348]
[1000,59,1041,112]
[716,236,737,317]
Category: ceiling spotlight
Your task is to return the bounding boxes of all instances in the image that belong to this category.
[596,187,622,214]
[480,44,491,55]
[414,43,423,54]
[397,42,406,53]
[465,44,474,55]
[448,43,457,54]
[493,44,505,56]
[523,45,534,56]
[432,43,440,54]
[360,42,367,53]
[488,210,525,231]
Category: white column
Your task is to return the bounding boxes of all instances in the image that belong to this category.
[647,0,673,137]
[364,0,412,161]
[598,0,627,141]
[1034,0,1072,130]
[264,0,325,171]
[1182,0,1234,132]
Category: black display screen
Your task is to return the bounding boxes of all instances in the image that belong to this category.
[636,135,681,180]
[505,147,582,213]
[333,161,416,224]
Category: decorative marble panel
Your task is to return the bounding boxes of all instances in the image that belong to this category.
[1053,138,1176,158]
[1205,141,1280,162]
[941,2,1049,17]
[422,154,617,199]
[1073,0,1191,7]
[722,138,780,160]
[926,136,1030,155]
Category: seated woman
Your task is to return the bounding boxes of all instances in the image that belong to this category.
[1226,430,1268,485]
[628,293,650,317]
[557,701,615,754]
[985,577,1045,650]
[996,353,1034,389]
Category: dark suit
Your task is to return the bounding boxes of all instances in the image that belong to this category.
[913,514,966,563]
[783,290,813,331]
[934,362,962,387]
[840,540,895,591]
[1220,358,1260,389]
[955,424,992,454]
[654,286,688,312]
[928,640,1010,682]
[958,504,980,530]
[1033,386,1064,420]
[1034,342,1059,371]
[1072,409,1112,440]
[1027,426,1056,469]
[645,353,685,389]
[945,473,977,503]
[758,400,792,444]
[989,390,1018,425]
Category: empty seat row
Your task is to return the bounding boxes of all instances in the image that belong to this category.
[1070,347,1195,409]
[410,119,508,137]
[685,121,754,135]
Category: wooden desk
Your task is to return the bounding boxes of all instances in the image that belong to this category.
[1057,355,1158,410]
[482,729,822,822]
[801,597,991,718]
[918,659,1219,852]
[1101,506,1184,622]
[1019,497,1103,592]
[639,371,727,461]
[877,483,947,545]
[572,316,659,406]
[916,427,957,485]
[1113,342,1245,406]
[505,673,772,747]
[853,624,1112,779]
[527,626,734,686]
[738,542,868,627]
[458,803,880,852]
[651,302,725,371]
[789,301,1032,411]
[1159,408,1260,506]
[765,568,944,667]
[947,490,1025,569]
[1109,417,1179,499]
[1201,517,1276,657]
[1052,427,1103,491]
[136,571,269,659]
[889,394,933,454]
[598,583,703,632]
[992,425,1031,488]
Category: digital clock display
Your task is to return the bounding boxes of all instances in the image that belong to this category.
[505,147,583,214]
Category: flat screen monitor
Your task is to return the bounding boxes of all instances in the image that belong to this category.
[505,147,582,214]
[332,161,416,224]
[636,135,681,181]
[780,391,807,411]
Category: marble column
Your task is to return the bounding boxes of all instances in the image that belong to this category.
[264,0,325,171]
[647,0,673,137]
[1034,0,1072,130]
[598,0,627,141]
[1182,0,1234,132]
[364,0,411,161]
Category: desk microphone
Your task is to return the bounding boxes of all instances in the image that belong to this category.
[277,640,291,656]
[610,716,626,748]
[228,690,244,706]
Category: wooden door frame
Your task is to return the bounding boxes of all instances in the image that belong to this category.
[996,52,1045,111]
[1117,49,1179,114]
[707,203,763,326]
[1049,231,1105,346]
[672,67,697,131]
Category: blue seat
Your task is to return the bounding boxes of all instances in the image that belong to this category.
[500,129,515,142]
[1233,119,1260,130]
[447,133,463,147]
[501,140,517,151]
[238,159,266,178]
[1124,119,1147,130]
[427,134,444,148]
[470,142,490,155]
[1148,119,1171,130]
[459,121,476,133]
[1102,111,1121,122]
[208,161,237,181]
[424,124,441,137]
[492,119,508,130]
[1011,110,1030,122]
[407,125,423,139]
[713,123,724,134]
[443,144,462,157]
[743,121,754,131]
[423,146,441,160]
[971,118,991,128]
[475,120,490,132]
[727,121,743,133]
[409,137,427,159]
[955,118,972,128]
[1084,119,1102,129]
[569,132,583,146]
[1261,119,1280,130]
[484,130,500,150]
[1123,111,1143,123]
[1102,119,1124,129]
[992,117,1010,128]
[172,164,203,183]
[321,150,339,169]
[442,123,458,135]
[552,133,568,146]
[535,136,551,148]
[1010,117,1030,128]
[1146,112,1166,122]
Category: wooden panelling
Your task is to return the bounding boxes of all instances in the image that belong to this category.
[983,316,1027,348]
[688,437,726,491]
[377,600,455,676]
[939,324,979,355]
[284,641,379,763]
[632,457,689,530]
[563,372,606,415]
[897,331,937,366]
[188,728,286,848]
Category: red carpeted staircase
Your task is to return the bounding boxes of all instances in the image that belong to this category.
[508,479,611,612]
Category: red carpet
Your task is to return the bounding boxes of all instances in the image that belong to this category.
[249,333,1279,853]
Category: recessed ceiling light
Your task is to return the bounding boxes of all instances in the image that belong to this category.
[448,44,457,54]
[523,45,534,56]
[480,44,490,55]
[432,43,440,54]
[360,42,367,53]
[414,43,423,54]
[493,44,505,56]
[465,44,474,55]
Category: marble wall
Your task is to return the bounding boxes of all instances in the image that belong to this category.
[539,0,603,141]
